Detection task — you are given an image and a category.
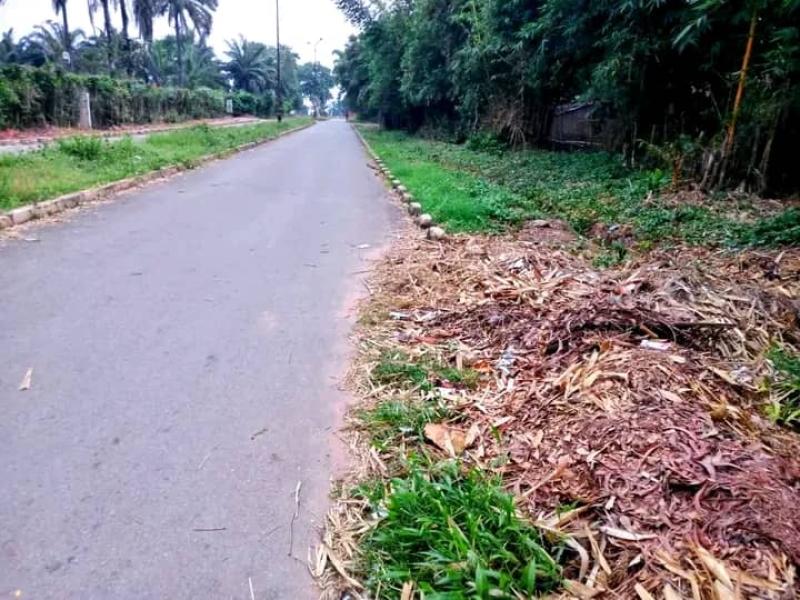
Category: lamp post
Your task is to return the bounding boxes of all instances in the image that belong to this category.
[275,0,283,122]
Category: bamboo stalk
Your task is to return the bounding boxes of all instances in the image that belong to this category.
[724,8,758,157]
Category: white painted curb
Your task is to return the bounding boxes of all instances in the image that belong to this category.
[350,124,446,241]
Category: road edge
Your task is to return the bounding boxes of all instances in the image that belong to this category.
[0,120,316,232]
[350,124,446,241]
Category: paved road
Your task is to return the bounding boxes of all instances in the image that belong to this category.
[0,120,397,599]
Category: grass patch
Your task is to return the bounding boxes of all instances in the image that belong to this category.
[360,461,563,598]
[358,398,454,451]
[765,346,800,428]
[0,118,312,211]
[361,127,797,247]
[372,350,480,391]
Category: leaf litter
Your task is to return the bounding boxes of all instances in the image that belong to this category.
[317,222,800,599]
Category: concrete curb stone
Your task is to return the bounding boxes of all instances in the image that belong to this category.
[351,123,447,241]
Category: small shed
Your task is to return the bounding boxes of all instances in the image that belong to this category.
[549,102,620,149]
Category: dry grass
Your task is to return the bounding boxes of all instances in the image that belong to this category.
[315,219,800,599]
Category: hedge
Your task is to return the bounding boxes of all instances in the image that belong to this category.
[0,65,250,130]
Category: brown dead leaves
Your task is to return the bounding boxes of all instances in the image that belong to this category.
[351,227,800,598]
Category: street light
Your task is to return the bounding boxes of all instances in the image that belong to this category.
[275,0,282,123]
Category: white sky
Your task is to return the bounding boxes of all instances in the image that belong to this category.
[0,0,356,68]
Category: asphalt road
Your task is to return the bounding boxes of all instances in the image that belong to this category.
[0,120,397,599]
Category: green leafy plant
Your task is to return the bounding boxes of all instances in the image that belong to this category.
[764,346,800,428]
[57,136,104,160]
[360,462,563,598]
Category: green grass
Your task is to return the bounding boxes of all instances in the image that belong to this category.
[372,350,481,392]
[361,127,798,247]
[765,346,800,428]
[0,118,312,211]
[360,461,563,598]
[358,398,454,451]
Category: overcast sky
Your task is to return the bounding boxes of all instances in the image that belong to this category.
[0,0,357,68]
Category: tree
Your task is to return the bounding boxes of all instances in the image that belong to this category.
[148,33,223,87]
[298,61,335,115]
[22,21,85,66]
[133,0,163,45]
[224,37,273,93]
[87,0,116,74]
[51,0,72,65]
[163,0,218,87]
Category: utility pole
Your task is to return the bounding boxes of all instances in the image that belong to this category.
[275,0,283,122]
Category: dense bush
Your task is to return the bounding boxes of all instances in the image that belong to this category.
[335,0,800,193]
[0,65,229,129]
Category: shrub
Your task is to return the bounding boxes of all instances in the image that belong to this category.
[0,65,228,130]
[361,462,563,597]
[56,136,104,160]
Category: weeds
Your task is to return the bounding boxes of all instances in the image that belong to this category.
[56,135,104,160]
[765,346,800,428]
[358,399,454,451]
[372,350,480,391]
[360,461,563,599]
[362,127,796,248]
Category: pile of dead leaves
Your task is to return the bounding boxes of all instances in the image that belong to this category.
[320,224,800,599]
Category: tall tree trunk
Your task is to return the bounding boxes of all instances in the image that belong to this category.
[61,4,71,67]
[101,0,115,75]
[120,0,131,75]
[175,17,184,87]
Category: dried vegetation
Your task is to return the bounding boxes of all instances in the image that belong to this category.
[316,219,800,599]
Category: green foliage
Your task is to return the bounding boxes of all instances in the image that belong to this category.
[372,350,481,391]
[298,62,335,115]
[364,126,798,246]
[0,117,311,211]
[0,65,228,129]
[734,208,800,247]
[764,346,800,428]
[360,462,563,598]
[56,135,104,160]
[335,0,800,191]
[359,399,454,450]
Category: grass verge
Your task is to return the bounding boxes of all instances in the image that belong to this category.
[360,127,799,247]
[358,461,563,598]
[0,117,312,211]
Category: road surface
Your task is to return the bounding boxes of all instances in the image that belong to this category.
[0,120,397,599]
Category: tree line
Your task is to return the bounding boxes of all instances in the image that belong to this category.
[0,0,336,125]
[333,0,800,193]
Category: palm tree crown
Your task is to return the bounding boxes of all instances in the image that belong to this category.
[225,37,274,94]
[164,0,218,86]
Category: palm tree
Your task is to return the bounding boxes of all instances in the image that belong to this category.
[224,37,273,93]
[133,0,163,46]
[163,0,218,87]
[24,21,85,65]
[117,0,131,72]
[0,29,19,64]
[51,0,71,65]
[87,0,115,74]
